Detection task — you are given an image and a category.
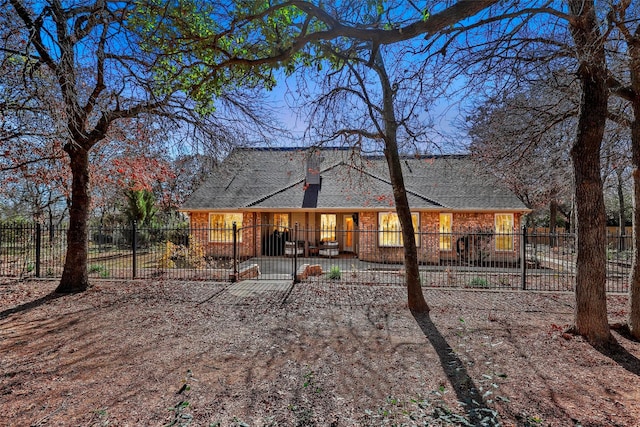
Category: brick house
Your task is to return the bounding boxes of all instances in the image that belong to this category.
[181,147,530,264]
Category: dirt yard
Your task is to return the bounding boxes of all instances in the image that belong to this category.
[1,278,638,426]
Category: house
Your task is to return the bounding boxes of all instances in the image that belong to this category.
[181,147,530,264]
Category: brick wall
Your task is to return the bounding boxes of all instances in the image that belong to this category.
[357,210,522,264]
[188,210,523,263]
[443,212,523,263]
[419,212,440,264]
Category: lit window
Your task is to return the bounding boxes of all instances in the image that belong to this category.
[273,213,289,232]
[439,213,452,251]
[378,212,419,247]
[320,214,337,241]
[209,213,242,242]
[495,214,514,251]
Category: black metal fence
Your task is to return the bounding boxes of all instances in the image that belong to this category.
[0,222,632,292]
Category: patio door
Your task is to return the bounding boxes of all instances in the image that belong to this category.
[343,216,354,252]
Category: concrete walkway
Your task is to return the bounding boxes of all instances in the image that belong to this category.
[226,280,293,297]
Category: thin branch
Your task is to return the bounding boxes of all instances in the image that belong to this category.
[0,155,65,172]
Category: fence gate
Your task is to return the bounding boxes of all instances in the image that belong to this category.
[233,223,298,281]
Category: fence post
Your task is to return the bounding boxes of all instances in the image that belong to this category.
[132,221,137,279]
[232,222,238,282]
[521,225,527,290]
[35,222,41,278]
[293,222,299,283]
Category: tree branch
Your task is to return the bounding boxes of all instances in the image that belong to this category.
[0,155,65,172]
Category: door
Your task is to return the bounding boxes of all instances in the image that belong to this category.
[343,216,354,252]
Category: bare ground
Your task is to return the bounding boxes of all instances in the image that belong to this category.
[0,278,638,427]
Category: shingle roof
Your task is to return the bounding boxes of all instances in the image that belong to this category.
[181,147,528,211]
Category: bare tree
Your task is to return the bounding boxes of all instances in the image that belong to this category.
[2,0,278,293]
[417,0,618,344]
[466,75,576,229]
[601,120,632,246]
[139,0,508,311]
[561,0,612,344]
[292,40,439,312]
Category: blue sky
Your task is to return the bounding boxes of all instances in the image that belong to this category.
[265,71,471,154]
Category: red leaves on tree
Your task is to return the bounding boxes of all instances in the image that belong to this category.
[109,157,175,192]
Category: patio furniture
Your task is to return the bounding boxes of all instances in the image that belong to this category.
[284,240,304,257]
[318,240,339,257]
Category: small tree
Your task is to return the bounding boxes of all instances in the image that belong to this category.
[124,189,157,227]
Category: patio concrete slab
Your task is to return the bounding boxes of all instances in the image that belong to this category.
[226,280,293,298]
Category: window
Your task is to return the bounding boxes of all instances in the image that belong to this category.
[320,214,337,241]
[439,213,453,251]
[209,213,243,242]
[378,212,419,247]
[495,213,514,251]
[273,213,289,232]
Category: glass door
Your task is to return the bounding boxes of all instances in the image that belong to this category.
[343,216,354,252]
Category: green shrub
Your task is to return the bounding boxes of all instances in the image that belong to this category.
[88,264,110,278]
[166,227,190,246]
[469,277,489,288]
[88,264,105,273]
[329,265,341,280]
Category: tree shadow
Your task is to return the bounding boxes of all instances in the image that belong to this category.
[610,323,640,343]
[592,327,640,377]
[412,311,499,426]
[0,292,64,320]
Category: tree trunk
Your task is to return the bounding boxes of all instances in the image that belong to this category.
[628,36,640,339]
[630,117,640,338]
[374,50,429,313]
[567,0,612,345]
[571,139,611,344]
[56,146,91,293]
[383,144,429,313]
